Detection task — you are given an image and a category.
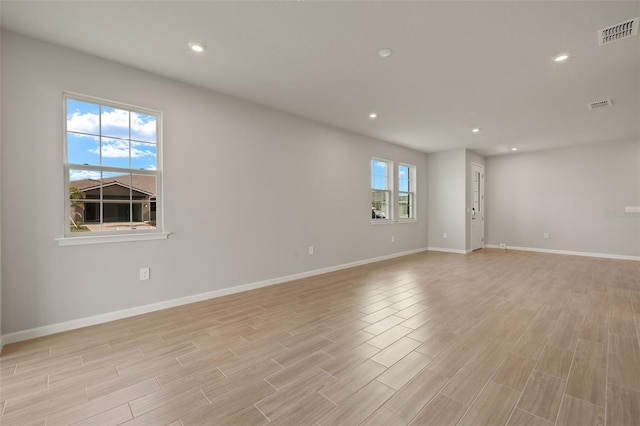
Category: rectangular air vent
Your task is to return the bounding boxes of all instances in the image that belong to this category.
[587,99,612,110]
[598,17,639,45]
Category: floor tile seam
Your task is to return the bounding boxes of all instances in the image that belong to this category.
[604,310,612,426]
[356,380,402,422]
[514,406,554,425]
[252,401,271,422]
[319,358,389,406]
[443,346,514,425]
[553,339,579,426]
[414,332,464,364]
[503,324,556,426]
[127,402,135,422]
[427,369,492,426]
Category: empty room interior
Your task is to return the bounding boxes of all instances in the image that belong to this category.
[1,1,639,425]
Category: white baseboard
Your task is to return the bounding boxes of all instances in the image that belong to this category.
[1,247,428,346]
[485,244,640,261]
[427,247,469,254]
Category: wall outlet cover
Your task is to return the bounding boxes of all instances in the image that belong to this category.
[139,267,150,281]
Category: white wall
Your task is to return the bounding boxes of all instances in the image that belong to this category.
[426,149,486,253]
[0,32,428,339]
[486,139,640,257]
[427,149,466,252]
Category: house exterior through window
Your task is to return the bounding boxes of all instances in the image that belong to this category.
[371,158,392,221]
[399,163,416,220]
[64,93,162,237]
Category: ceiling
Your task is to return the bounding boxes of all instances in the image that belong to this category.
[1,1,639,156]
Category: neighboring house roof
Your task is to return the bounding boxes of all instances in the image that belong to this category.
[71,175,156,196]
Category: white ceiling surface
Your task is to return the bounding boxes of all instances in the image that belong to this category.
[1,1,639,155]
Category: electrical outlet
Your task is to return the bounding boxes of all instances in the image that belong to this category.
[391,236,395,243]
[443,233,448,239]
[139,267,150,281]
[308,246,314,255]
[544,232,549,239]
[499,243,507,249]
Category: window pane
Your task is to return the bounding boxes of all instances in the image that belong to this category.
[372,190,389,219]
[102,173,131,202]
[132,174,157,200]
[149,200,157,221]
[67,133,100,165]
[69,201,85,228]
[131,142,157,170]
[101,106,130,139]
[66,100,99,134]
[131,112,157,143]
[70,200,101,232]
[102,200,132,228]
[372,175,387,190]
[399,192,412,219]
[132,201,156,229]
[69,168,101,193]
[101,137,130,168]
[399,165,410,192]
[372,160,387,176]
[398,165,415,220]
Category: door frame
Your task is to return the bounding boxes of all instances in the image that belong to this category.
[471,162,485,251]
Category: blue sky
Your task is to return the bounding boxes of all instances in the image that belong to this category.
[399,165,409,192]
[372,160,410,192]
[67,99,157,181]
[371,160,388,190]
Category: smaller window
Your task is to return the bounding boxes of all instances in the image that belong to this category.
[371,158,393,221]
[399,164,416,220]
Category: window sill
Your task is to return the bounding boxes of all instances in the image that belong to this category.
[398,219,418,224]
[370,220,395,225]
[57,232,171,246]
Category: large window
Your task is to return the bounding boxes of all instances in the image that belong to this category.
[64,94,162,238]
[399,163,416,220]
[371,158,392,221]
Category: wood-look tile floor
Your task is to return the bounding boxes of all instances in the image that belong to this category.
[1,249,639,425]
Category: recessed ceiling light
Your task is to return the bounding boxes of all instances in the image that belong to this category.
[553,53,569,62]
[511,147,518,151]
[188,42,206,53]
[378,49,393,58]
[472,128,480,133]
[369,112,378,119]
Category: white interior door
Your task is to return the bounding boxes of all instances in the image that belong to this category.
[471,163,485,251]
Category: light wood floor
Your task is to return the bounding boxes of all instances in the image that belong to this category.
[1,249,639,425]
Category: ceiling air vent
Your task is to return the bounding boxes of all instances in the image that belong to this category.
[587,99,613,110]
[598,17,639,45]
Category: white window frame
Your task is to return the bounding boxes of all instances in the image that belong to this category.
[398,163,416,222]
[371,158,393,223]
[58,93,169,246]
